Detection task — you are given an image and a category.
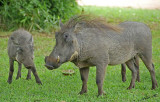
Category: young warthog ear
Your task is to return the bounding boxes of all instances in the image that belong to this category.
[28,36,33,46]
[11,37,19,45]
[59,19,64,29]
[74,23,82,34]
[29,36,33,42]
[55,32,58,36]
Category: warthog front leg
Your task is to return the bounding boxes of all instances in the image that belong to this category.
[31,66,42,84]
[16,62,22,80]
[26,69,31,80]
[96,64,107,96]
[126,59,137,89]
[121,64,126,82]
[79,67,90,95]
[7,59,14,84]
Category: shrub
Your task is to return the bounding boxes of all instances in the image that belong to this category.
[0,0,80,33]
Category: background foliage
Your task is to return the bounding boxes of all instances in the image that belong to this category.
[0,0,80,33]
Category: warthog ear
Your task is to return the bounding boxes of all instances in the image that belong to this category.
[28,36,33,45]
[29,36,33,42]
[59,19,64,29]
[74,23,82,34]
[11,37,19,45]
[55,32,58,37]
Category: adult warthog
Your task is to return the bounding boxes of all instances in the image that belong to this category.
[45,15,158,96]
[7,29,42,84]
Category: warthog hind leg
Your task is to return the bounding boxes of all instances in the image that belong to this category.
[126,59,137,89]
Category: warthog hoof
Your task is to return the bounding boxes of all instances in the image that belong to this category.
[127,84,135,90]
[7,80,12,84]
[97,91,106,97]
[79,90,87,95]
[16,75,21,80]
[36,80,42,85]
[122,78,126,82]
[26,76,31,80]
[136,78,140,82]
[151,82,158,90]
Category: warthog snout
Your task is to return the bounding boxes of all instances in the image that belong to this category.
[25,65,33,69]
[23,58,34,69]
[45,56,59,70]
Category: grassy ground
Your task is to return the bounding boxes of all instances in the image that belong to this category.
[0,6,160,102]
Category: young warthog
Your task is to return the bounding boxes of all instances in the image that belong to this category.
[7,29,42,84]
[45,15,158,96]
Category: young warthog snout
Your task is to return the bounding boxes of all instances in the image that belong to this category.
[23,58,34,69]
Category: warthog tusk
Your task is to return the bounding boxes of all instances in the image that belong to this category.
[69,51,78,61]
[56,56,60,63]
[15,54,18,61]
[16,56,18,61]
[15,54,21,63]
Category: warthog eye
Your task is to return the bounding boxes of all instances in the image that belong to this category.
[64,34,68,39]
[63,33,73,43]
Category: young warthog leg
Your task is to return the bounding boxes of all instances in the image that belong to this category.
[79,67,90,95]
[126,59,137,89]
[26,69,31,80]
[7,59,14,84]
[16,62,22,80]
[121,64,126,82]
[31,66,42,84]
[96,64,107,96]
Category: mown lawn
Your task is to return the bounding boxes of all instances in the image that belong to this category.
[0,7,160,102]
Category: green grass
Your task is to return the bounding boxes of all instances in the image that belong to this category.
[0,6,160,102]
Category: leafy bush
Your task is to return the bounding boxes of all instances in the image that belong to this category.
[0,0,80,33]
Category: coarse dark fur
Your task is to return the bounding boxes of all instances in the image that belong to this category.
[45,14,158,96]
[60,14,122,32]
